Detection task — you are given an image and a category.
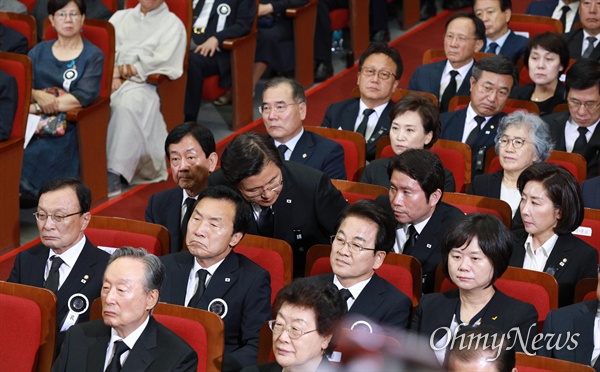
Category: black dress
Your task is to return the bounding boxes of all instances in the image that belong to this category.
[509,82,567,116]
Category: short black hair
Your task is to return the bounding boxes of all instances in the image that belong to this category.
[472,55,519,87]
[445,12,486,41]
[441,213,512,288]
[358,42,404,79]
[164,122,215,160]
[566,59,600,94]
[263,77,306,103]
[474,0,512,11]
[196,185,253,236]
[272,278,347,356]
[48,0,86,15]
[220,132,283,186]
[39,177,91,213]
[389,94,441,149]
[524,32,570,79]
[517,163,584,234]
[387,149,445,201]
[446,325,516,372]
[334,199,396,253]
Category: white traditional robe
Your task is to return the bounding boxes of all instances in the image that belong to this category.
[107,2,186,184]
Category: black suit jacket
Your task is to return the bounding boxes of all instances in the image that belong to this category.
[468,170,524,231]
[542,110,600,178]
[510,82,567,116]
[526,0,580,32]
[360,156,456,192]
[160,250,271,370]
[321,98,393,161]
[441,108,506,178]
[0,24,28,54]
[411,288,538,354]
[312,273,411,330]
[279,130,346,180]
[510,231,599,307]
[52,317,198,372]
[481,30,528,64]
[376,198,465,293]
[8,239,110,330]
[0,69,17,141]
[582,176,600,209]
[407,59,474,112]
[537,299,599,371]
[145,186,185,253]
[564,28,600,60]
[210,161,349,276]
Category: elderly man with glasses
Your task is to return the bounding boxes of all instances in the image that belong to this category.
[8,177,110,350]
[321,42,403,161]
[209,132,349,277]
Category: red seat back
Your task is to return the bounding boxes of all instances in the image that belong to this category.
[0,52,32,138]
[329,9,349,31]
[380,144,395,159]
[85,228,164,256]
[0,294,42,371]
[431,146,467,193]
[0,12,36,49]
[574,209,600,260]
[154,313,211,371]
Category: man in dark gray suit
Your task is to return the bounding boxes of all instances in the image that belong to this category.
[563,0,600,60]
[52,247,198,372]
[262,77,346,180]
[313,199,412,331]
[145,122,218,253]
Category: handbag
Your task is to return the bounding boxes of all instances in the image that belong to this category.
[35,87,67,137]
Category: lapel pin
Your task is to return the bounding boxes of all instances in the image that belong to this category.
[302,153,307,158]
[559,258,567,267]
[225,278,230,282]
[492,316,498,320]
[485,130,490,134]
[81,274,89,284]
[286,199,292,203]
[426,244,432,249]
[490,125,494,129]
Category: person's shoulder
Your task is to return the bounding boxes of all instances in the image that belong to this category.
[160,250,193,265]
[548,299,598,319]
[150,186,182,201]
[17,243,50,258]
[81,38,103,58]
[154,318,195,350]
[304,130,341,148]
[234,251,269,275]
[327,97,358,110]
[494,288,537,312]
[440,108,464,121]
[420,289,458,306]
[437,201,464,218]
[563,27,582,42]
[283,160,329,180]
[541,110,569,125]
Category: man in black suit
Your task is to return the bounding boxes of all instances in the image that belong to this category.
[0,70,18,141]
[474,0,528,64]
[526,0,579,33]
[261,77,346,180]
[313,199,412,331]
[582,175,600,208]
[0,24,28,54]
[440,55,518,178]
[184,0,256,120]
[376,149,464,293]
[537,266,600,371]
[52,247,198,372]
[563,1,600,59]
[321,42,403,161]
[8,178,110,339]
[145,122,218,253]
[542,59,600,179]
[211,132,349,276]
[160,185,271,371]
[408,12,485,112]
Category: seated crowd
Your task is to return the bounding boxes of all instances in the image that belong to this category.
[2,0,600,370]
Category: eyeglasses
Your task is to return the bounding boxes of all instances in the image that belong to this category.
[474,81,509,98]
[258,102,300,114]
[33,211,82,223]
[268,320,317,340]
[498,136,527,149]
[54,11,81,21]
[330,235,376,253]
[360,67,396,81]
[567,98,600,111]
[444,33,477,44]
[243,174,283,200]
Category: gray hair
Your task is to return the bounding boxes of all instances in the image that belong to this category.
[494,110,554,162]
[107,247,165,294]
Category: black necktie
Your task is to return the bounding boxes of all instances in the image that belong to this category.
[559,5,570,32]
[192,0,206,22]
[486,42,499,54]
[403,225,418,255]
[583,36,598,58]
[187,269,209,308]
[105,340,129,372]
[356,108,375,138]
[257,206,274,237]
[466,115,486,147]
[277,144,288,161]
[573,127,589,155]
[180,197,196,244]
[440,70,459,112]
[339,288,353,310]
[44,256,64,293]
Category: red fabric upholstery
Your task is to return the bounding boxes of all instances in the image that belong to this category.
[0,14,36,49]
[488,156,502,173]
[381,145,395,159]
[376,264,415,302]
[340,191,377,204]
[450,203,507,225]
[236,245,285,305]
[335,138,360,181]
[431,146,467,193]
[154,314,209,372]
[309,257,332,276]
[202,76,228,100]
[329,9,349,31]
[509,21,558,38]
[576,212,600,257]
[583,291,596,302]
[0,55,29,137]
[85,228,163,256]
[0,294,42,371]
[488,156,582,181]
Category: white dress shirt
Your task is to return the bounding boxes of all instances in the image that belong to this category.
[354,100,388,141]
[104,316,150,370]
[565,119,598,153]
[439,59,473,99]
[523,234,559,272]
[45,236,86,290]
[333,275,372,310]
[184,257,224,306]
